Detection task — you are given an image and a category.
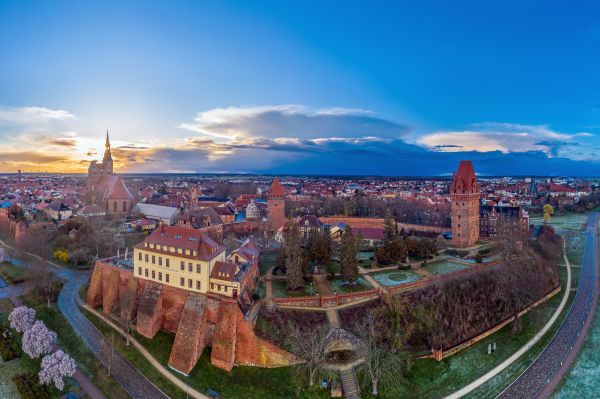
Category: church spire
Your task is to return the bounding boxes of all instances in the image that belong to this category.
[103,129,113,165]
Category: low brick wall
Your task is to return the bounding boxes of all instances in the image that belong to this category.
[273,289,381,309]
[319,216,446,234]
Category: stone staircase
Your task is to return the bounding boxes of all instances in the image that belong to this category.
[340,368,361,399]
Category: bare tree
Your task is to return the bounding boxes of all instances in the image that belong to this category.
[120,286,137,346]
[494,215,529,331]
[30,263,59,307]
[289,324,329,387]
[100,332,115,376]
[356,312,410,396]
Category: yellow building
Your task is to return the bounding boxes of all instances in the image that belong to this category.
[133,225,226,293]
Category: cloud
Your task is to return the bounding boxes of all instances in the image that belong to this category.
[45,138,78,147]
[0,106,75,125]
[177,104,409,140]
[419,122,593,158]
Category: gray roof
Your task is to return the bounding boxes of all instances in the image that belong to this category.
[132,203,180,220]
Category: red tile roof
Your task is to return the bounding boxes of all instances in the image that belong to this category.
[210,261,237,281]
[269,177,285,198]
[137,225,223,261]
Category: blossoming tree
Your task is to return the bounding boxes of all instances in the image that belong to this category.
[39,349,76,391]
[8,306,36,333]
[22,320,57,359]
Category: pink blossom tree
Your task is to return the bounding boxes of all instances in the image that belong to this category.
[8,306,36,333]
[22,320,56,359]
[39,349,76,391]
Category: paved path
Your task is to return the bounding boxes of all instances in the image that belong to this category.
[499,213,599,399]
[0,239,170,399]
[443,217,581,399]
[59,271,169,399]
[7,281,107,399]
[81,302,209,399]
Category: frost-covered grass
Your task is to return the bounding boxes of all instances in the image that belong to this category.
[551,223,600,398]
[529,213,588,232]
[423,260,469,276]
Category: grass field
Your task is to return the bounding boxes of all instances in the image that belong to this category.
[21,291,130,399]
[271,280,317,297]
[0,262,26,284]
[82,306,331,399]
[529,213,588,231]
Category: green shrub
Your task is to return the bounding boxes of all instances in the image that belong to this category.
[13,372,51,399]
[0,324,20,361]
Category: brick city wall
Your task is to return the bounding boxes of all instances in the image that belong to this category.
[86,259,298,371]
[319,216,445,234]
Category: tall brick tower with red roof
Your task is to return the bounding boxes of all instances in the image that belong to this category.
[267,177,286,233]
[450,160,480,247]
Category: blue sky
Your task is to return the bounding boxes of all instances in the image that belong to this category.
[1,0,600,175]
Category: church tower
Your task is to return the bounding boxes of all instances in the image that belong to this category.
[450,160,480,247]
[102,130,114,174]
[88,130,115,192]
[267,177,286,233]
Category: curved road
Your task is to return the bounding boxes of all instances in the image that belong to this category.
[498,212,599,399]
[0,244,169,399]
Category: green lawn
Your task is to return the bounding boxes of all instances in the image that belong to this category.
[329,277,372,293]
[370,239,578,399]
[271,280,317,297]
[0,262,26,284]
[83,307,330,399]
[529,213,588,231]
[324,262,341,274]
[21,291,130,399]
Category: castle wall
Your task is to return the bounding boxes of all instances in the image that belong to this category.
[86,260,298,371]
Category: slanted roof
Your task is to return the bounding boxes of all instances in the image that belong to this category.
[352,227,384,240]
[210,261,237,282]
[132,203,179,220]
[269,177,285,198]
[451,160,479,193]
[138,225,223,261]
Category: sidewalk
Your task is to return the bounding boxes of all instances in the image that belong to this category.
[79,300,209,399]
[444,241,574,398]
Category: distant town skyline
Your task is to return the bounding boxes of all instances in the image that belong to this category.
[1,1,600,175]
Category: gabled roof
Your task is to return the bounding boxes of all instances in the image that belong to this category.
[210,261,237,282]
[138,225,223,261]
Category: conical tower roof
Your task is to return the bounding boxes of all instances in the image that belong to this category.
[269,177,285,197]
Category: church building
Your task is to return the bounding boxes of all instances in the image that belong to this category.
[88,131,134,213]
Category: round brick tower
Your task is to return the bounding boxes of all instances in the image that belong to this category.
[450,160,480,247]
[267,177,286,233]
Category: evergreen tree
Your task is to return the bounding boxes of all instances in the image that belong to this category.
[284,219,304,289]
[341,227,359,282]
[383,208,398,244]
[314,230,332,266]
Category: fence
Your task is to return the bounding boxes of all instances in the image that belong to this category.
[273,288,381,309]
